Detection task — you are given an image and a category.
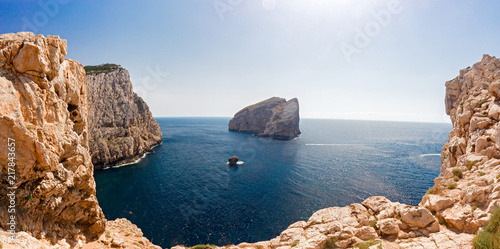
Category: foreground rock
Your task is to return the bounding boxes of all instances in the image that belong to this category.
[174,56,500,249]
[86,65,162,169]
[0,32,161,248]
[229,97,301,139]
[0,218,161,249]
[0,32,105,242]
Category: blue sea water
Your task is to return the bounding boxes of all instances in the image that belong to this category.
[94,118,451,248]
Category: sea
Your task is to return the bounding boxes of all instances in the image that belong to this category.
[94,117,451,248]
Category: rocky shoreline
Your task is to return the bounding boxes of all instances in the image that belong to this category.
[0,31,499,249]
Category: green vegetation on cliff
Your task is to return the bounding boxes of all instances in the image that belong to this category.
[84,63,121,75]
[473,207,500,249]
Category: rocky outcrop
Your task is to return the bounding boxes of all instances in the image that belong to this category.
[173,56,500,249]
[434,54,500,233]
[228,97,300,139]
[0,32,161,249]
[0,32,105,242]
[85,66,162,169]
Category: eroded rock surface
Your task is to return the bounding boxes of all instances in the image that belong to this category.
[0,32,162,249]
[228,97,300,139]
[0,32,105,242]
[86,66,162,169]
[0,218,161,249]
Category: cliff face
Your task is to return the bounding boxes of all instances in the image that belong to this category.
[85,67,162,169]
[434,54,500,233]
[0,32,161,248]
[174,56,500,249]
[229,97,301,139]
[0,32,105,241]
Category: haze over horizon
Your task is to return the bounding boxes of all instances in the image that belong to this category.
[1,0,500,123]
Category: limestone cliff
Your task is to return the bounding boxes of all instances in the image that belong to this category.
[0,32,105,242]
[229,97,301,139]
[85,66,162,169]
[174,56,500,249]
[0,32,161,249]
[434,54,500,233]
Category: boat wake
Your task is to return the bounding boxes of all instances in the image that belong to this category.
[419,153,441,157]
[305,144,364,146]
[226,161,244,165]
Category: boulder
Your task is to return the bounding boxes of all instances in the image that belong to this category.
[362,196,393,214]
[401,207,436,228]
[377,218,400,235]
[354,226,377,240]
[421,195,454,212]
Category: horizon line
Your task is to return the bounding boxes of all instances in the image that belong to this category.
[152,116,452,124]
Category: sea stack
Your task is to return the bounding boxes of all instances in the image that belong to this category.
[85,64,162,169]
[228,156,239,165]
[228,97,301,139]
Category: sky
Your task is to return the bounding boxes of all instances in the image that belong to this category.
[1,0,500,123]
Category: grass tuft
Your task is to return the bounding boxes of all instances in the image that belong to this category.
[452,168,463,178]
[357,239,380,249]
[466,161,477,170]
[473,207,500,249]
[479,171,486,176]
[472,205,478,213]
[291,241,299,247]
[191,244,216,249]
[324,237,338,249]
[426,186,435,195]
[437,216,447,226]
[447,182,457,189]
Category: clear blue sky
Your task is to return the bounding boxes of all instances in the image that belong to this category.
[1,0,499,122]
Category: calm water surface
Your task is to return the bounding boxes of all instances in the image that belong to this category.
[94,118,451,248]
